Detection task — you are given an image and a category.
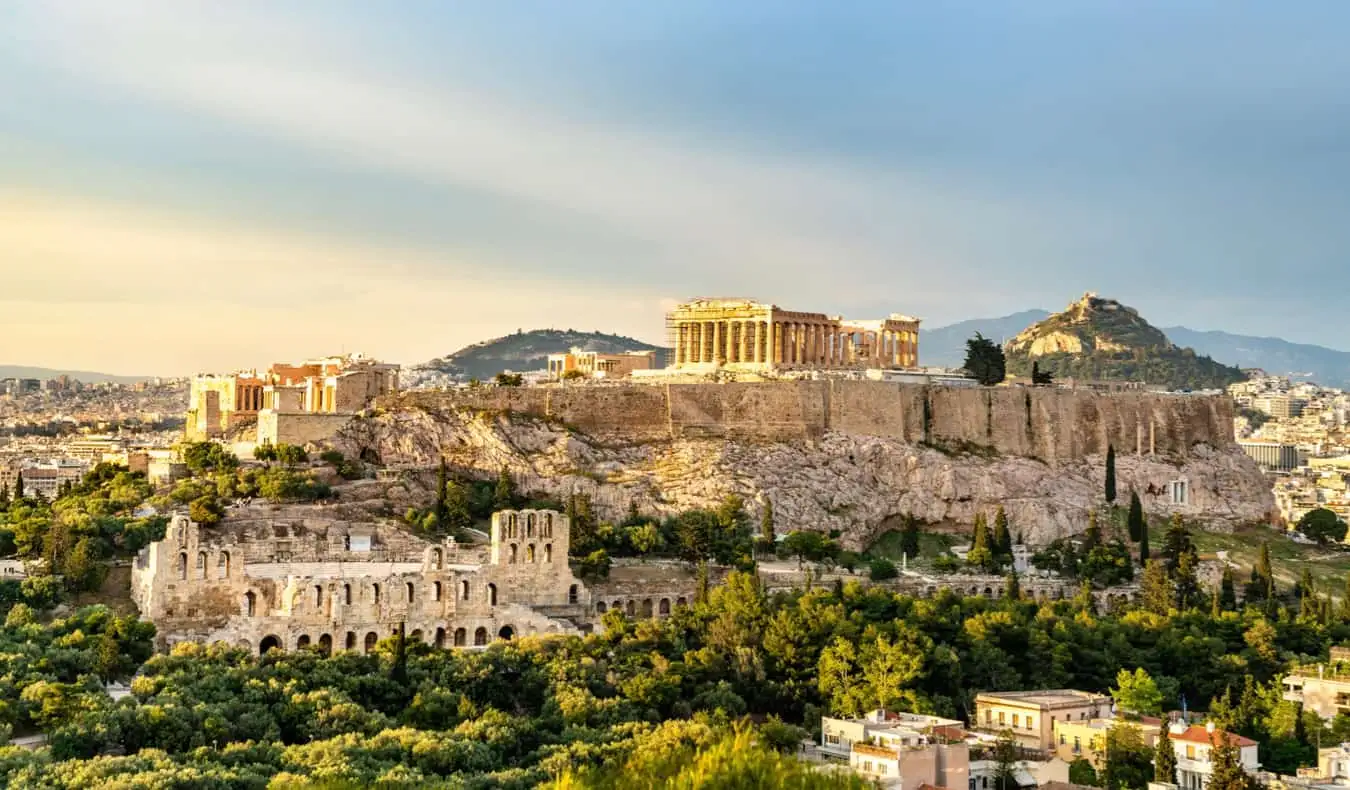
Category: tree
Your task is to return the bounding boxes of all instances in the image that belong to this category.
[1105,444,1117,504]
[964,333,1007,387]
[993,506,1012,559]
[1297,508,1348,545]
[494,372,524,387]
[15,472,24,500]
[1161,514,1196,575]
[1154,724,1177,784]
[1174,551,1203,611]
[1004,570,1021,600]
[441,481,473,532]
[1207,728,1252,790]
[782,531,829,569]
[1127,491,1144,541]
[434,460,449,526]
[253,442,278,463]
[869,558,898,581]
[992,730,1020,790]
[1219,567,1238,611]
[1031,361,1054,386]
[968,513,997,572]
[275,444,308,466]
[1112,668,1164,716]
[492,466,517,511]
[1141,560,1174,615]
[1103,722,1152,790]
[760,499,775,545]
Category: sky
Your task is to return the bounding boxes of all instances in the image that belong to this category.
[4,2,1349,375]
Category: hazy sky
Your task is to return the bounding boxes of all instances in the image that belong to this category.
[4,2,1349,375]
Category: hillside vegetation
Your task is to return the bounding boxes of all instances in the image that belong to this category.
[414,329,664,381]
[1004,293,1245,389]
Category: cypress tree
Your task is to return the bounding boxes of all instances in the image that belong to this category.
[971,512,990,553]
[1005,570,1021,600]
[14,472,23,500]
[0,483,8,509]
[492,466,516,510]
[1127,490,1144,542]
[1340,574,1350,622]
[1256,542,1275,599]
[1154,725,1177,783]
[1207,729,1247,790]
[1105,444,1117,503]
[760,499,775,544]
[1219,567,1238,610]
[993,506,1012,558]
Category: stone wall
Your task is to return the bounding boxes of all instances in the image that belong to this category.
[257,411,359,447]
[388,381,1233,463]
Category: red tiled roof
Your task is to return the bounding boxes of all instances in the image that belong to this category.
[1170,726,1257,748]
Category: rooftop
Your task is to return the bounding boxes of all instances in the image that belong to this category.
[976,689,1111,709]
[1171,725,1257,748]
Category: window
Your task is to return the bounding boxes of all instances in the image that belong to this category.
[1073,736,1081,754]
[544,543,553,563]
[985,711,992,724]
[461,580,470,600]
[825,734,840,745]
[433,582,442,601]
[526,544,536,563]
[372,583,381,604]
[314,585,323,607]
[1059,734,1066,746]
[878,764,888,776]
[343,584,351,605]
[1026,716,1034,729]
[406,582,415,602]
[1186,745,1196,760]
[998,712,1005,725]
[863,761,873,773]
[487,583,497,606]
[1012,714,1020,728]
[1171,480,1190,505]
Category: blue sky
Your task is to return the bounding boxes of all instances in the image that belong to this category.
[3,2,1348,374]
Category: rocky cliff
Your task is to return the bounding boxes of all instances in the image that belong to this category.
[331,383,1273,548]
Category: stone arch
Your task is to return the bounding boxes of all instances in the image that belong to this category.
[926,586,937,597]
[318,633,332,655]
[296,634,311,650]
[498,625,514,641]
[177,552,188,580]
[314,585,323,608]
[410,629,423,643]
[461,580,470,600]
[259,635,282,654]
[364,631,378,653]
[372,583,381,604]
[244,591,257,617]
[641,599,653,618]
[612,599,623,613]
[526,543,536,563]
[433,581,443,601]
[432,547,444,570]
[343,584,352,605]
[509,543,518,564]
[568,584,579,604]
[406,581,415,603]
[996,587,1005,597]
[544,544,553,563]
[527,513,536,537]
[659,598,670,616]
[544,513,553,537]
[677,597,687,608]
[218,551,231,578]
[345,632,356,650]
[596,601,607,614]
[626,600,636,616]
[983,587,993,596]
[434,627,446,648]
[473,627,488,646]
[454,627,467,646]
[487,583,498,606]
[969,586,979,596]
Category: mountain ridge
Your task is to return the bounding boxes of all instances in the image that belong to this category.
[0,365,154,384]
[413,329,663,381]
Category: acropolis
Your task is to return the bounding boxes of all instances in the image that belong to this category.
[666,298,920,372]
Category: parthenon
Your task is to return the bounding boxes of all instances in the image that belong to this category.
[666,298,920,371]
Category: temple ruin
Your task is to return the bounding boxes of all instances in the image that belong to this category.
[666,298,920,372]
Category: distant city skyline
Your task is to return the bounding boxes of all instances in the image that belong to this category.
[4,2,1349,375]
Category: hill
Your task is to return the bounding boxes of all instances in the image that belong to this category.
[0,364,151,384]
[1161,327,1350,388]
[411,329,665,381]
[1003,293,1246,390]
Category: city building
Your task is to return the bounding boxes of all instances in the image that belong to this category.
[546,348,658,380]
[1255,395,1307,420]
[1166,722,1259,790]
[1239,441,1302,472]
[186,353,399,443]
[1053,716,1162,765]
[665,298,920,372]
[819,710,969,789]
[973,690,1111,751]
[1282,647,1350,719]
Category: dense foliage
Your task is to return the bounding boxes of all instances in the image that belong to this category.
[2,567,1349,786]
[963,333,1006,386]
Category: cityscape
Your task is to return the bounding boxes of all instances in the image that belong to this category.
[4,4,1350,789]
